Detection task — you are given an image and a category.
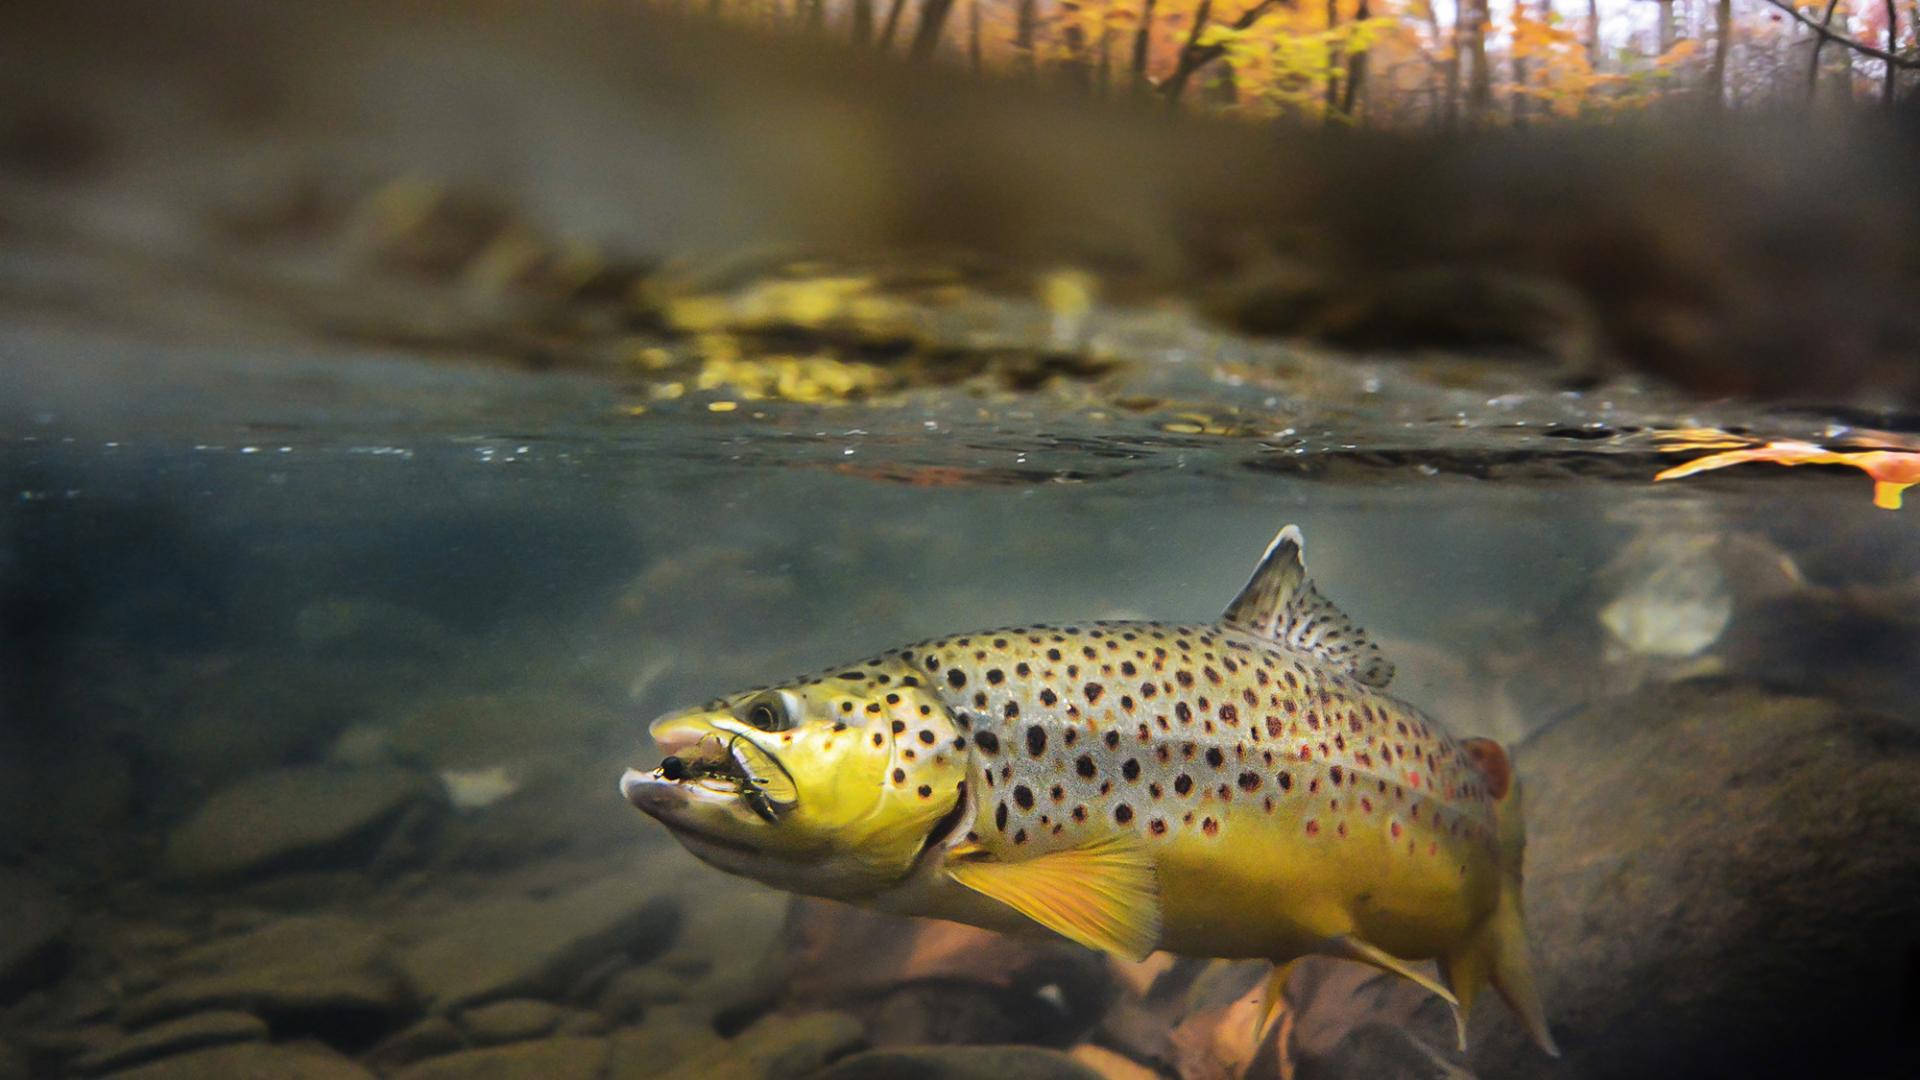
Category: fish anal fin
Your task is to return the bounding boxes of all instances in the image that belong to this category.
[1222,525,1394,688]
[945,833,1163,962]
[1324,934,1459,1010]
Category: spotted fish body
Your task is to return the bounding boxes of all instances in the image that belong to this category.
[624,527,1556,1056]
[892,619,1502,965]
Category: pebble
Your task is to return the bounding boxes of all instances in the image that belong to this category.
[457,999,562,1044]
[99,1041,375,1080]
[655,1011,863,1080]
[396,875,681,1012]
[71,1011,267,1075]
[810,1045,1106,1080]
[388,1036,609,1080]
[119,914,408,1027]
[363,1016,466,1072]
[0,870,72,1000]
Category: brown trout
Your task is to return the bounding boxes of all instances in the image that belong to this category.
[621,526,1557,1055]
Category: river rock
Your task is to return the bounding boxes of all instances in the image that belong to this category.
[388,1036,609,1080]
[364,1016,466,1072]
[100,1040,375,1080]
[71,1011,267,1075]
[810,1045,1105,1080]
[657,1011,863,1080]
[396,874,681,1012]
[162,765,443,880]
[605,1006,728,1075]
[119,914,410,1032]
[458,999,563,1044]
[1468,681,1920,1078]
[0,870,71,1000]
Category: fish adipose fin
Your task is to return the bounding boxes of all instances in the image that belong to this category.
[1222,525,1394,688]
[946,833,1163,962]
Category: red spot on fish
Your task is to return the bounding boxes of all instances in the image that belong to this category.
[1304,819,1320,836]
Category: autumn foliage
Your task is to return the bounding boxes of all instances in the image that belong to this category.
[686,0,1916,122]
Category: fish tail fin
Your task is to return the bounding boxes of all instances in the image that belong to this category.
[1448,739,1560,1058]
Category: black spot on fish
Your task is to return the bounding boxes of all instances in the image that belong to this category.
[987,669,1005,685]
[892,768,906,783]
[919,729,937,745]
[1027,725,1047,756]
[1122,758,1141,781]
[995,802,1009,831]
[1104,730,1121,749]
[947,669,967,688]
[1115,804,1134,824]
[1206,747,1225,769]
[1238,771,1260,792]
[1075,754,1096,778]
[1040,689,1058,706]
[1084,682,1104,704]
[975,731,1000,754]
[1175,774,1193,795]
[1015,785,1034,810]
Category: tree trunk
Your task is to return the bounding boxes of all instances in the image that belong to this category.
[851,0,875,45]
[1512,5,1528,127]
[1164,0,1216,103]
[1807,0,1841,103]
[908,0,959,61]
[969,0,983,72]
[1462,0,1491,123]
[1015,0,1038,77]
[1326,0,1344,117]
[1706,0,1731,108]
[1132,0,1159,93]
[1587,0,1600,65]
[1342,0,1371,118]
[878,0,909,50]
[1887,0,1901,108]
[1656,0,1675,55]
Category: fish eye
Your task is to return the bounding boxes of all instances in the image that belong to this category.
[742,691,798,732]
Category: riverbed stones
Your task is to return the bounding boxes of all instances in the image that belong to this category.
[162,765,443,880]
[100,1040,374,1080]
[395,874,681,1012]
[118,914,409,1029]
[1466,680,1920,1078]
[457,998,563,1044]
[388,1036,609,1080]
[71,1010,267,1075]
[810,1045,1106,1080]
[363,1016,466,1072]
[604,1006,728,1075]
[0,870,71,1000]
[657,1010,863,1080]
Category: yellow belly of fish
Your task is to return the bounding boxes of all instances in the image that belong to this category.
[1151,808,1500,962]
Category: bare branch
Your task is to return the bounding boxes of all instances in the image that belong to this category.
[1756,0,1920,69]
[1160,0,1283,103]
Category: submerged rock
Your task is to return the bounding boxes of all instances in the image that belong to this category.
[118,914,411,1036]
[656,1011,863,1080]
[604,1007,728,1075]
[162,766,443,880]
[71,1011,267,1075]
[0,870,71,1001]
[363,1016,466,1072]
[98,1041,374,1080]
[396,874,681,1012]
[1469,681,1920,1078]
[810,1045,1105,1080]
[457,998,563,1044]
[387,1036,609,1080]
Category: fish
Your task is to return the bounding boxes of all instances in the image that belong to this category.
[621,525,1558,1056]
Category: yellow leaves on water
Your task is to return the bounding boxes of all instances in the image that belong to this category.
[1653,428,1920,511]
[656,274,910,338]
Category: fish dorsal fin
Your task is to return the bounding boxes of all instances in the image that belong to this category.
[1222,525,1394,688]
[945,833,1163,962]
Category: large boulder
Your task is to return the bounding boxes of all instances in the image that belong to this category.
[1467,680,1920,1078]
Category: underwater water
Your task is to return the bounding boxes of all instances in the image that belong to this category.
[4,333,1918,1080]
[4,3,1920,1079]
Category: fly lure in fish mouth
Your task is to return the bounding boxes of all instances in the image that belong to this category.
[659,733,796,823]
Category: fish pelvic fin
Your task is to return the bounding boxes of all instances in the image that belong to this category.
[1446,739,1559,1058]
[1221,525,1394,688]
[945,833,1163,962]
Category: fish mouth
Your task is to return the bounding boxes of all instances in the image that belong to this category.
[622,728,798,825]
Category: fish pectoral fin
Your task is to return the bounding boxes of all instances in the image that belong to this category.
[945,834,1163,962]
[1221,525,1394,688]
[1323,934,1460,1010]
